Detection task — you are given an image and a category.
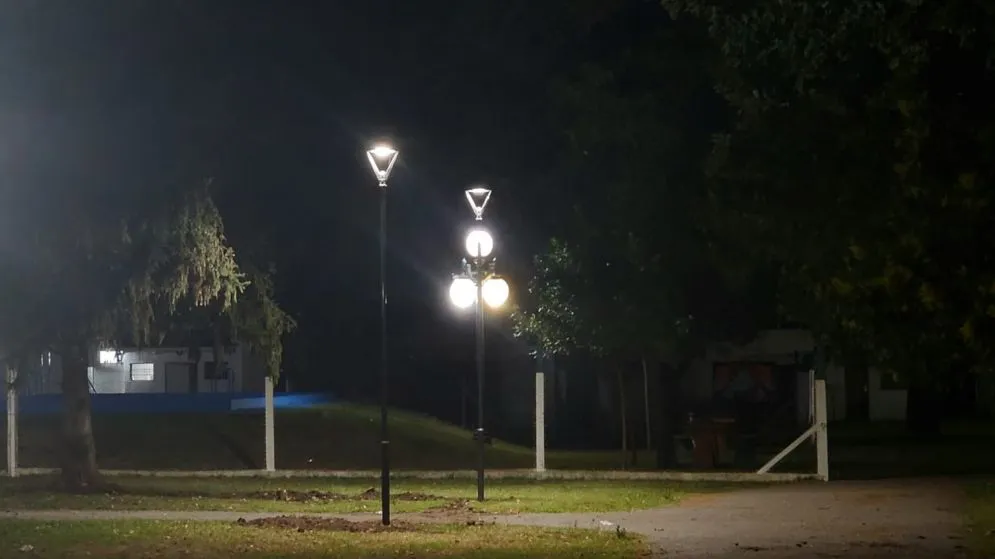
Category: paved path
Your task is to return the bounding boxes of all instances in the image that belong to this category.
[491,479,970,558]
[0,479,969,558]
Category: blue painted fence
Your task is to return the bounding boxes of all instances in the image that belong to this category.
[0,392,337,415]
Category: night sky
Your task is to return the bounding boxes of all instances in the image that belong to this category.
[0,1,665,407]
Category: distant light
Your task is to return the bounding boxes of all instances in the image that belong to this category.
[98,350,118,365]
[449,276,476,309]
[465,229,494,258]
[482,277,509,308]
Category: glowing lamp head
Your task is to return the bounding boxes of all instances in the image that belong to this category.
[464,229,494,258]
[482,277,509,308]
[370,145,396,158]
[366,144,399,186]
[449,276,476,309]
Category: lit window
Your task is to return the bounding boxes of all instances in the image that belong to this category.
[99,350,118,364]
[130,363,154,382]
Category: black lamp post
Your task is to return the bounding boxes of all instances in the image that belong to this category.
[366,144,399,525]
[448,187,510,502]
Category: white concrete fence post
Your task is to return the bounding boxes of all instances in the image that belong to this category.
[535,371,545,473]
[815,378,829,481]
[808,369,816,443]
[6,366,18,478]
[264,376,275,472]
[757,378,829,481]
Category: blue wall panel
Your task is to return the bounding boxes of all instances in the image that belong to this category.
[1,392,337,415]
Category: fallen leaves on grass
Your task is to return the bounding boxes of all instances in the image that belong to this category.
[354,488,441,502]
[237,516,418,533]
[246,489,352,502]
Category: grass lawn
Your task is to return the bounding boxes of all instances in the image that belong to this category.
[965,478,995,557]
[0,519,649,558]
[2,404,656,471]
[0,475,739,514]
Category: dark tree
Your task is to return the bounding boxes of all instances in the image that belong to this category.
[515,6,767,466]
[664,0,995,431]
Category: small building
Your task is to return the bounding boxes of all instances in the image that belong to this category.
[22,345,267,396]
[681,329,909,424]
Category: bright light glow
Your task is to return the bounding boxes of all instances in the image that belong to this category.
[98,350,117,364]
[370,144,397,158]
[366,144,399,186]
[449,276,477,309]
[465,187,492,220]
[465,229,494,258]
[482,277,509,308]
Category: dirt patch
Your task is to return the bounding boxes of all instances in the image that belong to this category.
[237,515,418,533]
[412,499,497,526]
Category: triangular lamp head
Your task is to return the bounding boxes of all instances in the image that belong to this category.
[465,187,491,220]
[367,145,399,187]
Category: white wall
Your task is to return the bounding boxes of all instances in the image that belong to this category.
[90,347,246,394]
[22,346,261,395]
[868,367,907,420]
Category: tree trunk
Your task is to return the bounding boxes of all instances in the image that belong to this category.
[642,356,652,451]
[905,374,941,437]
[655,361,679,469]
[60,344,101,491]
[630,428,638,467]
[616,367,628,469]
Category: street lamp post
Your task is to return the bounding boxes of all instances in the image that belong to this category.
[366,144,399,526]
[448,187,510,502]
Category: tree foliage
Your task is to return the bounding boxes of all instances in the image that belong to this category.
[0,180,293,487]
[231,264,297,381]
[662,0,995,386]
[512,238,589,356]
[514,8,758,363]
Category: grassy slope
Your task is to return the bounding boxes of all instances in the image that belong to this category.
[2,404,651,471]
[5,403,991,476]
[0,520,649,559]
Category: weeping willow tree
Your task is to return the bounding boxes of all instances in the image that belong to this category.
[0,181,292,490]
[230,265,296,382]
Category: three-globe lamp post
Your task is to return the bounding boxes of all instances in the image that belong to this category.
[366,143,399,526]
[448,187,510,502]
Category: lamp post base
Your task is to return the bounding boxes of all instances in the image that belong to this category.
[475,428,485,502]
[381,439,390,525]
